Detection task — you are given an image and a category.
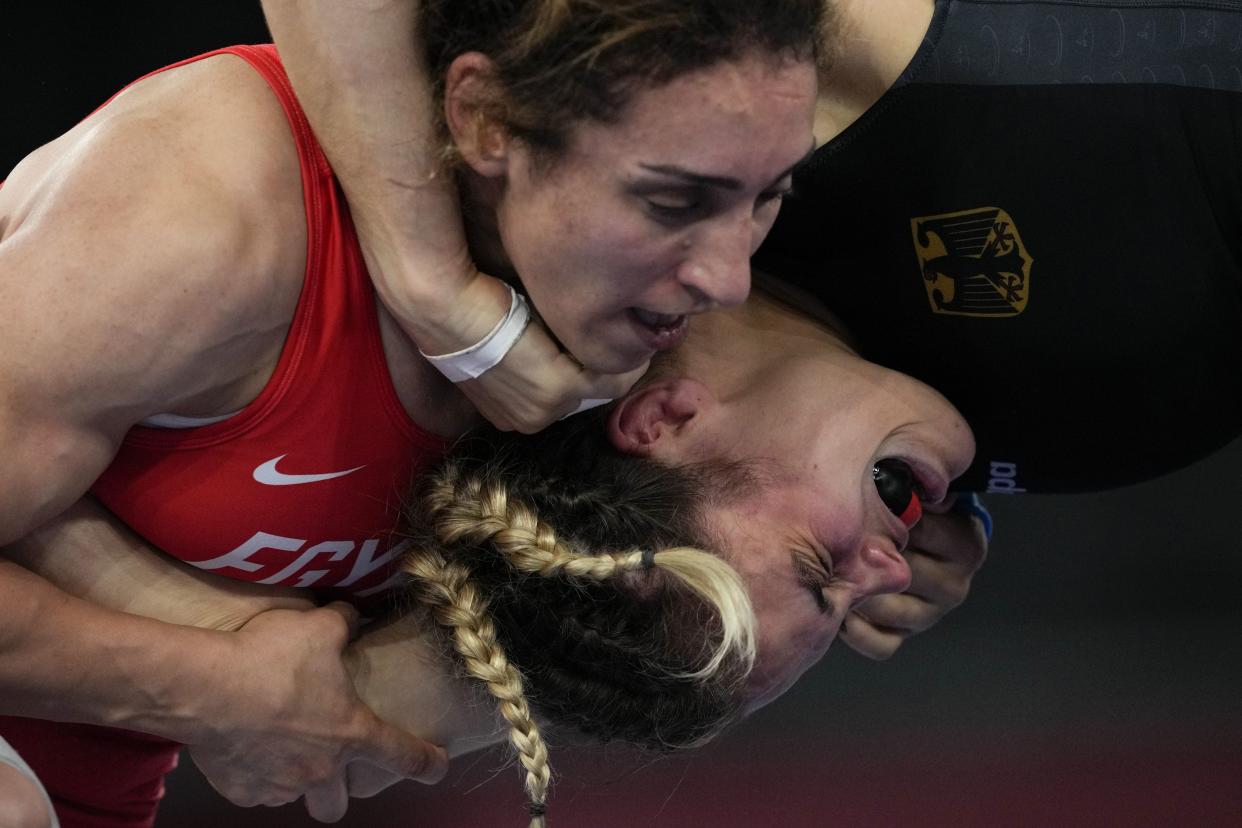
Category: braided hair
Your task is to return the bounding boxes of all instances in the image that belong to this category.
[399,406,757,826]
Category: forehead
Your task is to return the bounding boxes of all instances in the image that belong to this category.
[703,479,826,580]
[702,496,840,699]
[562,53,818,167]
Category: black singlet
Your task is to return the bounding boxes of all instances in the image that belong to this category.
[755,0,1242,493]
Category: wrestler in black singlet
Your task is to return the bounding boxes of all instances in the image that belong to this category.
[756,0,1242,493]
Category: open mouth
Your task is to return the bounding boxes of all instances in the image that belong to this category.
[628,308,689,351]
[896,454,950,512]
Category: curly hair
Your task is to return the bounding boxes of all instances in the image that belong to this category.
[399,406,757,826]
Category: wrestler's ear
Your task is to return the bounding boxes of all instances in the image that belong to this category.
[444,52,509,176]
[607,378,716,459]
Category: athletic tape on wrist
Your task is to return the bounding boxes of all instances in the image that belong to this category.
[419,284,531,382]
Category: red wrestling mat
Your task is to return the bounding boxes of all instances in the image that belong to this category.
[161,725,1242,827]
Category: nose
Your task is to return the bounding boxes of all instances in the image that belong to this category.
[675,211,756,309]
[838,538,913,602]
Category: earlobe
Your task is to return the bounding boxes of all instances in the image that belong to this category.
[607,379,714,458]
[444,52,509,176]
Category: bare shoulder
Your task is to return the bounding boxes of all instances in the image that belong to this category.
[0,53,310,540]
[0,53,310,400]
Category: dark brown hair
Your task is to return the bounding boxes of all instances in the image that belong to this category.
[420,0,831,159]
[399,406,757,825]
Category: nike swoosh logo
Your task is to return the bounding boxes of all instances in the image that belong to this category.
[253,455,366,486]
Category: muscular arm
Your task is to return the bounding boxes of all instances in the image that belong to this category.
[9,498,484,792]
[0,56,302,546]
[0,50,303,725]
[0,56,445,815]
[261,0,644,430]
[7,498,314,632]
[3,500,452,815]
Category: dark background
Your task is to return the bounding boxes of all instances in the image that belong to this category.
[4,4,1240,826]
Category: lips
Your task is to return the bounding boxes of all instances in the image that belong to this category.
[902,455,949,506]
[627,308,689,351]
[632,309,683,328]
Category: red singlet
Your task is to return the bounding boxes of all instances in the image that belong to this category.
[2,44,449,828]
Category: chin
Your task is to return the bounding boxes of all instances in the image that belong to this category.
[741,671,796,714]
[570,337,652,375]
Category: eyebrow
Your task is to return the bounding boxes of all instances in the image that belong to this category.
[637,142,817,192]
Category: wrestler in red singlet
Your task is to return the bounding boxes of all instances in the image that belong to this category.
[0,45,449,828]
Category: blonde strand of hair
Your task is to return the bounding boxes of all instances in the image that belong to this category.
[439,472,757,681]
[403,548,552,824]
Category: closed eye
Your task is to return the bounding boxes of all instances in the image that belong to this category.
[791,551,834,614]
[645,197,703,221]
[755,188,791,210]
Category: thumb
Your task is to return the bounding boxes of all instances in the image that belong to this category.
[355,717,450,785]
[318,601,364,641]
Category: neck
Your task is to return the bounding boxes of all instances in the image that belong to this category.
[816,0,935,144]
[347,614,505,759]
[675,288,854,399]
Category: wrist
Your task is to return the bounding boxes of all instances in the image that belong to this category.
[384,264,519,358]
[419,283,531,382]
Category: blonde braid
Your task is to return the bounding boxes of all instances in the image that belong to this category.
[428,467,756,681]
[406,455,757,825]
[403,548,552,827]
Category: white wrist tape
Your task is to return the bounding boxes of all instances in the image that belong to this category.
[419,284,531,382]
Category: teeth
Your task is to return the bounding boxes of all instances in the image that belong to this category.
[634,309,680,328]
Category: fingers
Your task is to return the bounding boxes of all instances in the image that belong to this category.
[316,600,364,641]
[842,584,951,660]
[459,318,648,433]
[904,550,972,610]
[917,498,989,555]
[188,750,303,808]
[346,761,406,799]
[303,774,350,823]
[579,362,648,402]
[353,717,449,785]
[839,611,905,660]
[842,507,990,661]
[908,509,988,571]
[853,593,933,635]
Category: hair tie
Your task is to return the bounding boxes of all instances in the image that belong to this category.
[420,283,531,382]
[527,801,547,817]
[641,548,657,569]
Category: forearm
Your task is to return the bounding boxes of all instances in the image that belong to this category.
[0,557,251,742]
[1,498,314,739]
[260,0,491,335]
[8,497,310,631]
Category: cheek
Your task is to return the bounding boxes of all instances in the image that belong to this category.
[751,201,784,251]
[507,199,671,310]
[743,570,840,698]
